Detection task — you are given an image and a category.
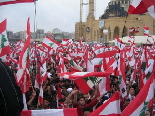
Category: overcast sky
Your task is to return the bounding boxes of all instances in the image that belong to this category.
[0,0,110,33]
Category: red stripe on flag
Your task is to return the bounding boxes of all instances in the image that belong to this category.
[74,78,91,94]
[0,19,6,33]
[20,110,31,116]
[122,72,154,115]
[46,36,61,46]
[19,18,31,69]
[63,108,78,116]
[128,1,147,14]
[95,50,119,58]
[89,92,120,116]
[0,45,10,57]
[0,0,34,6]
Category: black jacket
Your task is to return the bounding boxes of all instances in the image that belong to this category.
[0,61,24,116]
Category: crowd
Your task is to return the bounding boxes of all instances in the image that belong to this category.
[7,46,155,116]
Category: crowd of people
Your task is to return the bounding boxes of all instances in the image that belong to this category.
[8,47,155,116]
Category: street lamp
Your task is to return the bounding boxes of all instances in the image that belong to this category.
[103,29,108,35]
[103,29,108,46]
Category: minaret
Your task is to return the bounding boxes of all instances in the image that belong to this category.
[87,0,95,20]
[85,0,95,41]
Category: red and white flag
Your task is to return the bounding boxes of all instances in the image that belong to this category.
[128,0,155,19]
[19,18,31,69]
[38,86,44,107]
[89,91,121,116]
[144,25,150,36]
[129,27,139,33]
[128,0,147,14]
[74,76,110,95]
[42,36,60,50]
[0,0,34,6]
[61,38,69,46]
[122,72,155,116]
[128,36,135,43]
[0,19,10,57]
[115,36,126,50]
[21,108,78,116]
[143,0,155,19]
[95,50,119,58]
[58,72,112,80]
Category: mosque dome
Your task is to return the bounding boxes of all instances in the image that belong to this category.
[100,0,130,19]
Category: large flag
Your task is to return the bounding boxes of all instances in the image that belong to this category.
[21,108,78,116]
[88,91,121,116]
[42,36,60,50]
[95,50,119,58]
[58,72,112,80]
[121,72,155,116]
[74,76,110,94]
[19,18,31,69]
[128,0,155,19]
[0,19,10,57]
[143,0,155,19]
[0,0,34,6]
[128,0,147,14]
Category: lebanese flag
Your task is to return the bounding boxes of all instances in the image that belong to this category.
[58,72,112,80]
[0,19,10,57]
[19,18,31,69]
[42,36,60,50]
[38,86,44,107]
[115,36,126,50]
[89,91,121,116]
[118,50,127,98]
[143,0,155,19]
[0,0,34,6]
[68,54,83,72]
[59,55,67,73]
[129,27,139,33]
[143,60,154,85]
[128,0,155,19]
[98,77,110,96]
[61,38,69,46]
[128,0,147,14]
[74,76,110,94]
[121,71,155,116]
[95,50,119,58]
[143,25,150,36]
[21,108,78,116]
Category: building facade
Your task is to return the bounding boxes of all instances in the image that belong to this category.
[36,29,45,39]
[75,0,155,42]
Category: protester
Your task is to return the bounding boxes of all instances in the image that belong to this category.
[82,107,93,116]
[4,38,155,116]
[0,60,23,116]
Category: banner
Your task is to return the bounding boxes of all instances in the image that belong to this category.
[99,20,105,28]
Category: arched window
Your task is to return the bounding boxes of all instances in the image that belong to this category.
[113,26,119,38]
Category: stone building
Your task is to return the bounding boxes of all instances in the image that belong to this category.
[75,0,155,42]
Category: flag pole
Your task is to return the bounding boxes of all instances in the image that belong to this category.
[33,0,38,89]
[34,0,37,42]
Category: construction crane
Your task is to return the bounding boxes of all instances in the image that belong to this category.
[79,0,83,39]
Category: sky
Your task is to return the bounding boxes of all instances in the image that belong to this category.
[0,0,110,33]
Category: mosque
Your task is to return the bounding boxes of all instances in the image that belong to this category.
[75,0,155,42]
